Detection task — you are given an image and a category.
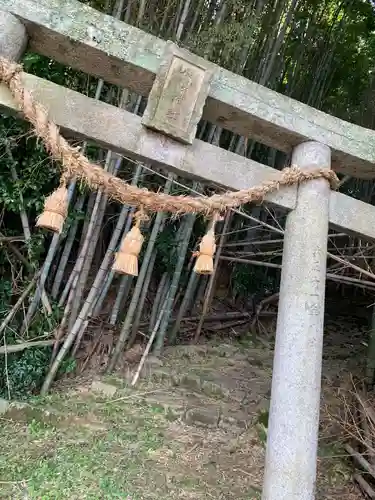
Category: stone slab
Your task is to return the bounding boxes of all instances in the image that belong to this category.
[91,379,117,397]
[142,42,215,144]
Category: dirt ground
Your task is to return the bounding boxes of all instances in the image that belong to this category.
[0,314,369,499]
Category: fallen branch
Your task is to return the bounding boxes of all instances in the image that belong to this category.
[204,319,251,332]
[250,293,280,334]
[354,392,375,432]
[220,256,281,269]
[345,444,375,480]
[131,307,165,386]
[0,236,25,243]
[0,338,63,354]
[328,252,375,282]
[0,271,40,336]
[354,473,375,499]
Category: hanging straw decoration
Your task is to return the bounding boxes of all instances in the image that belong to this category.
[35,179,69,234]
[112,209,148,277]
[194,214,221,275]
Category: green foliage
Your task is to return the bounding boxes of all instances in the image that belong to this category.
[0,49,94,399]
[0,299,64,399]
[0,280,12,319]
[189,1,258,70]
[154,220,182,273]
[22,52,99,99]
[231,263,278,298]
[0,348,51,400]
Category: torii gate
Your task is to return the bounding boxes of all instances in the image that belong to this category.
[1,1,375,499]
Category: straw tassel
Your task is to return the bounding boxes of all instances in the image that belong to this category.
[112,210,147,276]
[35,184,68,234]
[194,215,219,275]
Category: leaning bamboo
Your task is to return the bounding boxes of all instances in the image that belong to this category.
[0,271,40,336]
[194,211,232,342]
[131,303,166,386]
[0,338,64,355]
[128,250,157,348]
[20,182,76,334]
[107,174,174,372]
[67,152,120,330]
[42,170,135,386]
[168,267,199,343]
[70,197,135,355]
[51,194,86,299]
[149,272,170,335]
[154,213,196,355]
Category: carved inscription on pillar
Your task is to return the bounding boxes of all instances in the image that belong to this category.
[142,42,215,145]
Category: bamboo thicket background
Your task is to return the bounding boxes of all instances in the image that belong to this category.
[1,0,375,398]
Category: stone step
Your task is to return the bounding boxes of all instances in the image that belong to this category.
[89,377,265,431]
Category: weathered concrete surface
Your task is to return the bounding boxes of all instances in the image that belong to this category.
[142,42,215,145]
[329,191,375,241]
[91,379,117,397]
[0,10,27,60]
[1,71,375,242]
[1,0,375,177]
[262,142,330,500]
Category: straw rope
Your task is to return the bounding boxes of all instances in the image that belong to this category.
[0,56,339,216]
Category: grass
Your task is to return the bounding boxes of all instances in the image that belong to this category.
[0,337,363,499]
[0,385,264,499]
[0,394,171,499]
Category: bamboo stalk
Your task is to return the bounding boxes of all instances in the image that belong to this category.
[128,250,157,348]
[149,272,170,334]
[41,167,137,386]
[67,153,121,330]
[327,252,375,282]
[0,339,63,354]
[6,143,31,243]
[345,444,375,480]
[153,213,196,355]
[354,473,375,499]
[51,193,86,299]
[131,303,166,386]
[50,274,78,363]
[107,174,175,372]
[4,145,52,314]
[96,170,146,320]
[194,211,232,343]
[0,236,25,243]
[220,256,282,269]
[70,198,135,356]
[109,274,132,325]
[92,270,115,317]
[169,267,200,343]
[219,256,375,290]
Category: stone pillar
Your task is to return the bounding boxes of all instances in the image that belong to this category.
[262,141,331,500]
[0,11,27,61]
